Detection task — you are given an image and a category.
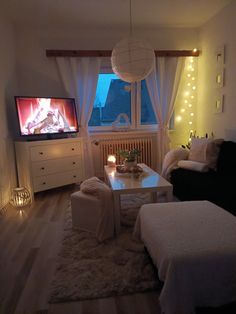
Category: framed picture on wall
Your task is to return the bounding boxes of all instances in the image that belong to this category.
[214,91,224,114]
[215,45,225,88]
[215,68,225,88]
[215,45,225,67]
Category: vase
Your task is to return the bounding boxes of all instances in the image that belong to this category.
[124,160,137,170]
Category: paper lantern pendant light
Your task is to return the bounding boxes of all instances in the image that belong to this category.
[111,0,155,83]
[111,36,155,83]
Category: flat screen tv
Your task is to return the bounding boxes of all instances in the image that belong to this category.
[15,96,79,137]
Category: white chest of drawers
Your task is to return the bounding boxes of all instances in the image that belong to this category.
[15,138,85,200]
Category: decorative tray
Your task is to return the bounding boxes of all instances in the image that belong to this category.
[115,165,145,178]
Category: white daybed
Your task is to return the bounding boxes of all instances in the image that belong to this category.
[134,201,236,314]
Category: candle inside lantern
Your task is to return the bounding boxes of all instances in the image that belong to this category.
[107,154,116,167]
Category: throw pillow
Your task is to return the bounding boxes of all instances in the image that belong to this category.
[188,138,223,169]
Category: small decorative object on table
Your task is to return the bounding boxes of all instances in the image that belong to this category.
[117,148,141,170]
[116,148,142,177]
[116,164,143,178]
[107,154,116,167]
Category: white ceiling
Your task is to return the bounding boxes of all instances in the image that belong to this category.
[1,0,232,29]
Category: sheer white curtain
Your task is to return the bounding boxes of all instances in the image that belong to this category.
[56,57,101,178]
[146,57,185,172]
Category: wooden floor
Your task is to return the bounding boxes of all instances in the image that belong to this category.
[1,185,235,314]
[0,185,161,314]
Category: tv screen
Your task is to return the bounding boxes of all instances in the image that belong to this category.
[15,96,79,136]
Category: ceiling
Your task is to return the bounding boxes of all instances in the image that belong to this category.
[1,0,232,29]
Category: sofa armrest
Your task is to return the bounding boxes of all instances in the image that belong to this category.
[161,147,189,180]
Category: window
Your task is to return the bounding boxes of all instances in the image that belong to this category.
[89,73,157,130]
[89,74,132,127]
[140,80,157,125]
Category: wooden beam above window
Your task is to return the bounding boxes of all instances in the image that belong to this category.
[46,49,200,58]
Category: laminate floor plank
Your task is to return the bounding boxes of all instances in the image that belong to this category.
[0,212,37,305]
[0,192,58,314]
[36,310,49,314]
[80,299,101,314]
[12,220,44,263]
[3,248,39,314]
[49,301,83,314]
[34,199,52,220]
[14,194,67,314]
[144,296,158,314]
[50,190,70,222]
[34,191,59,220]
[98,297,118,314]
[31,222,67,312]
[115,295,131,314]
[136,291,161,314]
[0,207,27,248]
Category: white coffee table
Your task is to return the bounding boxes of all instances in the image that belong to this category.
[104,163,173,234]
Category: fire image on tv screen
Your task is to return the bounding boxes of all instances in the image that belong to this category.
[15,97,79,136]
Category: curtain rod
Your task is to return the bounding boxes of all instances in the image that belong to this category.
[46,49,200,57]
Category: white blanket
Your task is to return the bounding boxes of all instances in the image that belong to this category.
[80,177,114,241]
[177,160,209,172]
[134,201,236,314]
[161,147,189,180]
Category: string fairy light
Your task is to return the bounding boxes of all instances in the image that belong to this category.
[175,51,198,141]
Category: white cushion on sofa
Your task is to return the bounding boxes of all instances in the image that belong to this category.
[177,160,209,172]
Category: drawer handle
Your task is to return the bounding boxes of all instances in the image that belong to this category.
[71,148,75,151]
[39,152,44,155]
[42,182,46,185]
[73,175,77,178]
[41,167,45,170]
[72,162,76,165]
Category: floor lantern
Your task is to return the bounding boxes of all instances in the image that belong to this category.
[10,187,31,208]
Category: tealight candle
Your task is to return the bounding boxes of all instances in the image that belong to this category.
[107,154,116,167]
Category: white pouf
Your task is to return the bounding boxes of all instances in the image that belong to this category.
[135,201,236,314]
[71,191,102,234]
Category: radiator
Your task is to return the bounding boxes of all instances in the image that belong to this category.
[100,137,153,168]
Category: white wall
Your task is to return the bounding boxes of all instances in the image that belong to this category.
[197,1,236,139]
[0,17,17,207]
[15,26,199,100]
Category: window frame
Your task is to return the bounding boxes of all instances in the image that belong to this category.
[88,74,136,132]
[135,81,158,130]
[88,61,158,133]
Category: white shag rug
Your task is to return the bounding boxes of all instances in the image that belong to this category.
[49,193,162,303]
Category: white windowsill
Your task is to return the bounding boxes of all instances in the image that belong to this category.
[89,128,157,137]
[89,127,174,137]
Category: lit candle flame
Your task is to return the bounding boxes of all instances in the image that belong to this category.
[107,155,116,167]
